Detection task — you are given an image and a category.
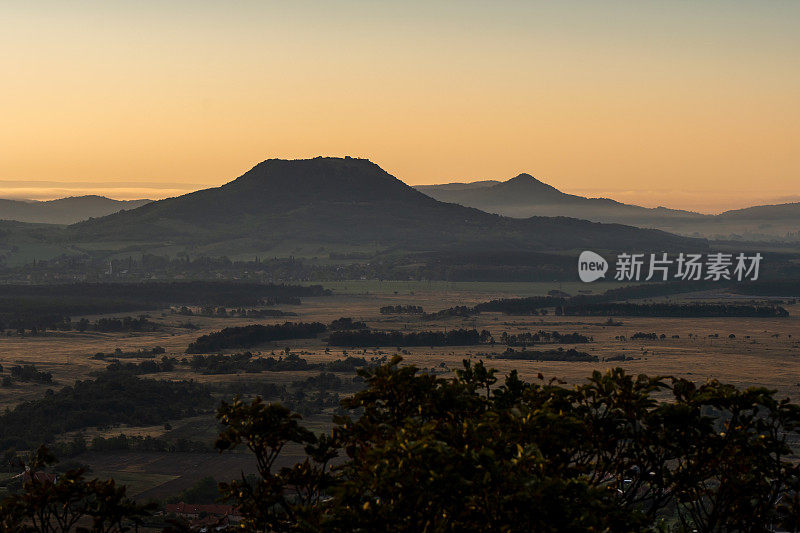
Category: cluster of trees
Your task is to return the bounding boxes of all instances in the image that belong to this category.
[323,356,370,372]
[27,432,212,458]
[473,296,564,314]
[187,352,371,376]
[0,447,153,531]
[418,297,561,321]
[495,348,598,362]
[0,364,53,386]
[0,281,326,333]
[166,476,220,505]
[0,373,213,453]
[419,285,793,323]
[328,328,491,347]
[558,302,790,318]
[0,281,327,309]
[283,390,345,417]
[329,317,367,330]
[102,356,178,375]
[0,315,160,335]
[208,358,800,531]
[380,305,424,314]
[173,306,296,318]
[499,330,592,346]
[0,312,72,334]
[78,315,159,332]
[6,359,800,530]
[89,434,210,454]
[186,322,327,353]
[595,281,718,301]
[291,371,352,392]
[92,346,166,360]
[422,305,475,320]
[188,352,315,374]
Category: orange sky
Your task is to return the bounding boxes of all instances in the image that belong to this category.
[1,1,798,213]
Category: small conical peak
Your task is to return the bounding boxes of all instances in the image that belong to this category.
[499,173,563,194]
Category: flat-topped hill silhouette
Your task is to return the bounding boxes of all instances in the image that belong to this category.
[71,157,703,253]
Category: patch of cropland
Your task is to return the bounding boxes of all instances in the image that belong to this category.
[0,374,213,452]
[494,348,598,362]
[558,302,789,318]
[0,281,326,331]
[327,328,489,347]
[186,322,327,353]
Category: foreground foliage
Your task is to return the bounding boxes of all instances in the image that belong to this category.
[0,448,153,532]
[216,358,800,532]
[3,358,800,531]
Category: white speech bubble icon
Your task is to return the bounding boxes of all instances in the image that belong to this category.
[578,251,608,282]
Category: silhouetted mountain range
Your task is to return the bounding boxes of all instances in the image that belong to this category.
[0,196,152,224]
[416,175,800,241]
[69,157,702,255]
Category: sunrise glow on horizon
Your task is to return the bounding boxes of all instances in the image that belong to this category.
[2,1,798,213]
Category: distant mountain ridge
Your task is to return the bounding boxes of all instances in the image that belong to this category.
[0,195,152,224]
[69,157,702,255]
[416,175,800,240]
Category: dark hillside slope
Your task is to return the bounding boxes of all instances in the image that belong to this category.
[0,195,151,224]
[415,174,800,240]
[70,157,704,252]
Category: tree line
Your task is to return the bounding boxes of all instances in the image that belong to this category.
[495,348,598,362]
[0,373,213,453]
[558,302,789,318]
[499,330,592,346]
[327,328,490,347]
[380,305,424,314]
[0,281,327,332]
[186,322,327,353]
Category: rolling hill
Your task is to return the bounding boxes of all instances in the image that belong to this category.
[69,157,703,256]
[0,196,152,224]
[416,175,800,240]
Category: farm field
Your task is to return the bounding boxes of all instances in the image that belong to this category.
[2,292,798,407]
[2,286,799,501]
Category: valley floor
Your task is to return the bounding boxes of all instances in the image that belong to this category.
[2,283,798,500]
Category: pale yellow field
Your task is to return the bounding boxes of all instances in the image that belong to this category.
[2,293,799,410]
[2,291,798,500]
